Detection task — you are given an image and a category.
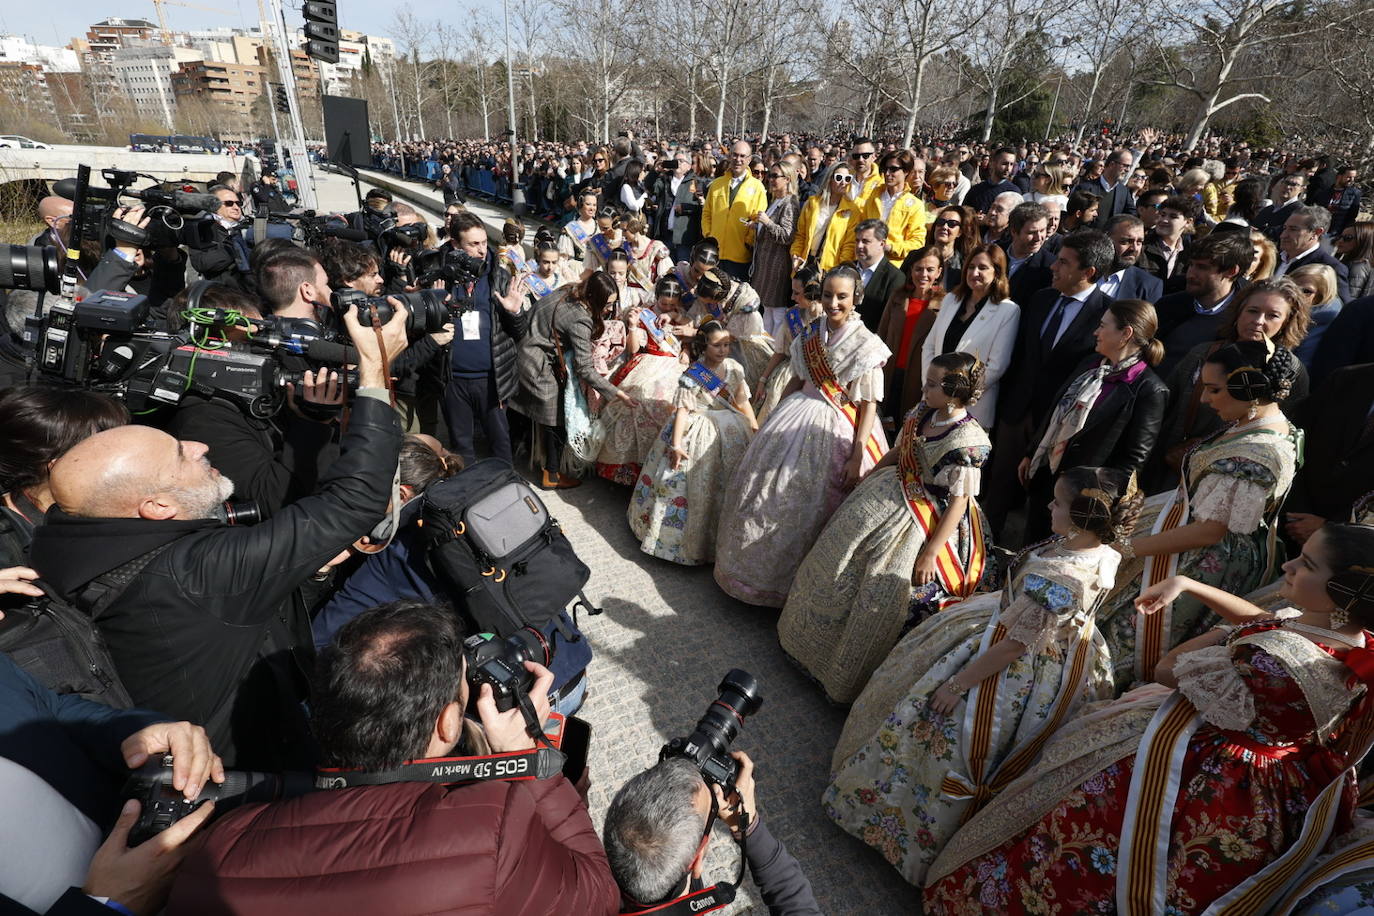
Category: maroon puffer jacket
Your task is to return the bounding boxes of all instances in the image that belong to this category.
[168,773,619,915]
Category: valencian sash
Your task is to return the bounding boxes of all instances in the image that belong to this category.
[1135,426,1293,682]
[940,558,1101,820]
[565,220,590,245]
[676,266,697,309]
[785,306,805,337]
[799,320,884,464]
[526,272,554,298]
[639,308,679,355]
[684,361,742,415]
[896,411,985,605]
[503,245,530,274]
[590,232,614,263]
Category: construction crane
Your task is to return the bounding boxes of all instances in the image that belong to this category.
[151,0,233,44]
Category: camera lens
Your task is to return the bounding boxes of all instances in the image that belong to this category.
[0,244,60,294]
[699,669,762,755]
[394,289,450,337]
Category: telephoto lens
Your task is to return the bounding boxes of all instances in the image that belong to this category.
[0,244,60,294]
[334,288,450,339]
[660,669,763,791]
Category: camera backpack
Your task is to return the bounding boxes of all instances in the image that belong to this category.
[420,458,598,639]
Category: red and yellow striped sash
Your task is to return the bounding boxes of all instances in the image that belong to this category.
[897,414,986,605]
[800,326,884,464]
[1136,486,1189,682]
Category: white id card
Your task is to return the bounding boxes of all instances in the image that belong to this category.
[460,310,482,340]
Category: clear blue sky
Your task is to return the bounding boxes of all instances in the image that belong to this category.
[0,1,488,48]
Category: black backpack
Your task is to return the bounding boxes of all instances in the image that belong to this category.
[0,545,167,708]
[420,459,599,638]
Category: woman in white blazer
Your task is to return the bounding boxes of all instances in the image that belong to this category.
[920,242,1020,428]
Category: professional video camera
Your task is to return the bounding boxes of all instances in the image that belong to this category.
[660,669,763,792]
[463,628,553,713]
[52,167,221,253]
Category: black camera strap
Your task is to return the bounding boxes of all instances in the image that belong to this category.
[620,884,736,915]
[316,745,566,790]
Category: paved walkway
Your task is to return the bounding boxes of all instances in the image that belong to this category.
[312,167,918,912]
[541,474,917,915]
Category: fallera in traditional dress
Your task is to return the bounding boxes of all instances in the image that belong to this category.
[824,540,1120,886]
[713,314,889,607]
[1097,422,1300,689]
[594,311,686,485]
[628,358,753,566]
[754,301,823,425]
[688,280,773,388]
[925,619,1371,916]
[778,405,991,704]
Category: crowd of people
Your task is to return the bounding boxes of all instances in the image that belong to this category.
[0,120,1373,915]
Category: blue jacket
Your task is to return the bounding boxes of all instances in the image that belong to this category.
[0,652,163,828]
[312,506,592,692]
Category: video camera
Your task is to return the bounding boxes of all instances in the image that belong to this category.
[52,168,221,253]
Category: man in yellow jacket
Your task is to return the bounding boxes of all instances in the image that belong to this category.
[702,140,768,281]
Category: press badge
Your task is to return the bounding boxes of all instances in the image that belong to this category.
[461,310,482,340]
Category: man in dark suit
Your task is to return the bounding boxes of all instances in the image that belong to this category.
[1256,173,1306,242]
[1098,214,1164,303]
[965,146,1020,213]
[1283,362,1374,546]
[1001,201,1053,307]
[1154,231,1254,378]
[1076,148,1136,228]
[1326,166,1362,236]
[851,219,904,331]
[1304,155,1336,206]
[1275,204,1351,302]
[1312,295,1374,384]
[982,230,1116,537]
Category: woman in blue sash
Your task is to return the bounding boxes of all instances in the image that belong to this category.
[629,320,757,565]
[596,277,691,485]
[754,267,824,425]
[714,266,891,607]
[689,271,771,387]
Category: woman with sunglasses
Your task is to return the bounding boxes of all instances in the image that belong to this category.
[863,150,927,268]
[925,165,962,217]
[790,163,863,273]
[748,161,801,336]
[1024,163,1070,212]
[1334,220,1374,301]
[926,205,978,291]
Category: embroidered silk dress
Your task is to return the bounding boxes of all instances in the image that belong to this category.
[778,406,991,704]
[1098,423,1301,689]
[688,281,773,388]
[628,359,753,566]
[754,301,824,425]
[925,620,1367,915]
[824,541,1120,886]
[713,315,889,607]
[594,315,686,485]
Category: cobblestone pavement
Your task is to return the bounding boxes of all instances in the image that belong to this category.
[539,473,919,915]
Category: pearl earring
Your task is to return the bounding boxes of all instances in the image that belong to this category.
[1246,402,1259,422]
[1331,605,1351,630]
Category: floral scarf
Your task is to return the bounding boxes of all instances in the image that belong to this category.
[1029,353,1143,476]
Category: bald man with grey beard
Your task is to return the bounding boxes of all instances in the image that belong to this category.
[28,307,410,770]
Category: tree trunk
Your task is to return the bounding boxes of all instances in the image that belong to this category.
[902,55,929,148]
[1073,63,1105,146]
[980,77,999,143]
[760,69,775,142]
[714,60,730,142]
[688,69,698,139]
[412,52,425,140]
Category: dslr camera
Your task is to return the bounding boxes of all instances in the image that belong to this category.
[463,628,553,713]
[660,669,763,792]
[122,756,312,846]
[331,288,451,340]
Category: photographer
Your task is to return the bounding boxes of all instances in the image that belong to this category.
[165,283,340,517]
[605,753,820,916]
[318,238,383,296]
[249,172,290,216]
[169,599,619,915]
[27,302,409,771]
[348,188,396,242]
[189,187,254,294]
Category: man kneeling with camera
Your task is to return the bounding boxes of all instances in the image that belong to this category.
[168,599,619,915]
[604,673,820,916]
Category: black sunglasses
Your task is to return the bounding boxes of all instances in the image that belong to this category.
[850,150,875,160]
[933,218,962,229]
[882,165,904,173]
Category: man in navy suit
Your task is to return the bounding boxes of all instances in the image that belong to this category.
[1097,214,1164,303]
[1001,201,1054,307]
[982,230,1115,537]
[1312,295,1374,384]
[1275,204,1350,302]
[1077,148,1137,229]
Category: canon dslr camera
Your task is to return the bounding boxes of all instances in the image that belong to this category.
[463,628,553,713]
[660,669,763,792]
[122,756,312,846]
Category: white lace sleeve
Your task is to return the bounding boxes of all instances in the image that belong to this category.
[1191,474,1270,533]
[1000,573,1079,651]
[1174,644,1255,730]
[672,376,700,410]
[935,464,982,499]
[845,364,884,403]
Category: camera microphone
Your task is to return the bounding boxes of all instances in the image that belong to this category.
[304,338,357,365]
[323,224,369,242]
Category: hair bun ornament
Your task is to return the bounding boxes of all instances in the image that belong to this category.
[1226,365,1271,402]
[1263,346,1298,403]
[1328,564,1374,621]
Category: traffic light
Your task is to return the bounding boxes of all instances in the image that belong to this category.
[303,0,339,64]
[274,84,290,114]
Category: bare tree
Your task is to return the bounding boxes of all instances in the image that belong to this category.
[551,0,642,140]
[960,0,1075,142]
[1058,0,1149,144]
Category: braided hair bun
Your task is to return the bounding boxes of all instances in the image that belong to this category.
[1208,339,1299,405]
[930,351,986,406]
[1061,467,1144,544]
[1320,524,1374,627]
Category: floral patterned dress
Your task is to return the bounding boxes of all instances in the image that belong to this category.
[754,302,824,425]
[1098,423,1300,689]
[823,542,1120,886]
[628,359,753,566]
[689,281,773,388]
[778,407,991,704]
[925,620,1366,915]
[594,317,686,485]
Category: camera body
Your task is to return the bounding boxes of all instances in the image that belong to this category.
[415,248,485,288]
[660,669,762,792]
[463,628,552,713]
[122,756,308,846]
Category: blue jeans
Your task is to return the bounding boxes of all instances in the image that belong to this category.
[550,671,588,717]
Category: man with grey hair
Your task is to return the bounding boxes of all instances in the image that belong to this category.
[981,190,1024,245]
[605,752,820,915]
[1276,203,1350,300]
